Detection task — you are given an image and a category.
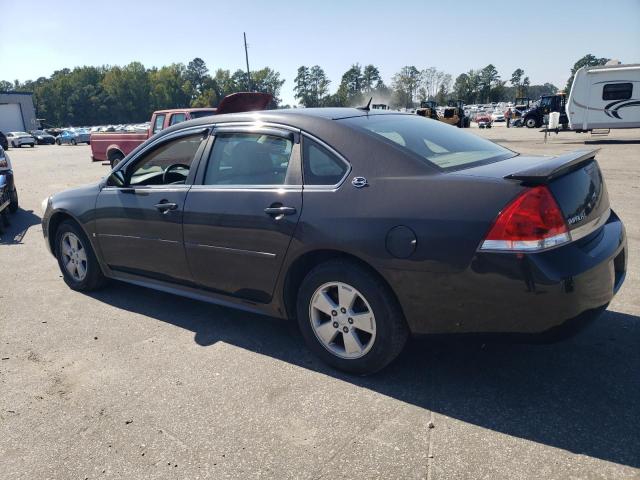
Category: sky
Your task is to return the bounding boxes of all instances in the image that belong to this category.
[1,0,639,105]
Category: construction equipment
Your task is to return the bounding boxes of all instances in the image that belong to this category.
[416,100,439,120]
[416,100,470,128]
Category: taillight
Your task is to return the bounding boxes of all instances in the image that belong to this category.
[480,185,570,252]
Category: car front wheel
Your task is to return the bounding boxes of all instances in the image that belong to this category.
[55,220,106,291]
[296,260,408,374]
[8,188,18,213]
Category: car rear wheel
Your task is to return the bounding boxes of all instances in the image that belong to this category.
[296,260,408,374]
[29,143,34,148]
[55,220,106,291]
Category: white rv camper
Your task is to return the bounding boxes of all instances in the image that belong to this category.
[567,62,640,131]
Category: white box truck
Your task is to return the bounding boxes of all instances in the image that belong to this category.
[567,62,640,131]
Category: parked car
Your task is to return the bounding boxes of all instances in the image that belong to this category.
[90,92,272,167]
[0,146,19,227]
[30,130,56,145]
[41,109,627,374]
[475,113,492,128]
[491,111,505,122]
[56,129,90,145]
[0,131,8,150]
[6,131,35,148]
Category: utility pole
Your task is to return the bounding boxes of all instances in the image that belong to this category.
[243,32,252,91]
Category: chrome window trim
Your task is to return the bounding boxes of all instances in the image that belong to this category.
[189,185,302,193]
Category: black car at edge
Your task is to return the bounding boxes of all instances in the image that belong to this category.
[41,108,627,374]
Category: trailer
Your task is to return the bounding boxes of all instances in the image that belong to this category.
[567,62,640,131]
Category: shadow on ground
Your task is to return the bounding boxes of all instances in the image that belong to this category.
[0,208,41,245]
[584,139,640,145]
[89,282,640,468]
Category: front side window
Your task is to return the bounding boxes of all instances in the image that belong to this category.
[153,114,166,134]
[169,113,186,126]
[340,114,514,171]
[204,133,293,186]
[603,83,633,101]
[129,134,204,186]
[303,138,348,185]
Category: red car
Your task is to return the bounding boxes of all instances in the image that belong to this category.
[90,92,272,167]
[475,113,493,129]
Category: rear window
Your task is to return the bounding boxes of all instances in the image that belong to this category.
[340,114,514,171]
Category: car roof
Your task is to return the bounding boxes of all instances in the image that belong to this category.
[148,108,429,177]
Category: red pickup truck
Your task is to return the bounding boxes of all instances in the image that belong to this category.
[90,92,272,167]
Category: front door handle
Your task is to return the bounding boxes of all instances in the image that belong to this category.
[264,205,297,217]
[154,201,178,213]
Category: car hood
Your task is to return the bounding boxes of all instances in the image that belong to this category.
[51,181,101,206]
[216,92,272,114]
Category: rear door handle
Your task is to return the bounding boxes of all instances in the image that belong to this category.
[154,201,178,213]
[264,206,297,217]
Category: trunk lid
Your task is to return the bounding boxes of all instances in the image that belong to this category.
[452,149,610,235]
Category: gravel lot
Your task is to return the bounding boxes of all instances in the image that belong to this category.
[1,125,639,479]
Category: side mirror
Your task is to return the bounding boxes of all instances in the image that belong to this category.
[106,170,126,187]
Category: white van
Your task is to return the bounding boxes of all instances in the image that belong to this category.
[567,62,640,131]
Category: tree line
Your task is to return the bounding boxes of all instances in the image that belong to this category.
[0,54,607,127]
[0,58,284,127]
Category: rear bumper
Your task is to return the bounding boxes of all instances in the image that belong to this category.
[385,210,627,335]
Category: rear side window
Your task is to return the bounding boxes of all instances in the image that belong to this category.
[602,83,633,101]
[204,133,293,186]
[303,138,349,185]
[169,113,186,126]
[340,114,514,171]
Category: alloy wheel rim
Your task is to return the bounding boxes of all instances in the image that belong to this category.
[61,232,88,281]
[309,282,377,359]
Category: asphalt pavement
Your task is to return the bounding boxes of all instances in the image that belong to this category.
[1,126,639,479]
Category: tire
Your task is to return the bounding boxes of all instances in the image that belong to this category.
[109,153,124,168]
[29,143,34,148]
[56,139,61,145]
[8,188,18,213]
[71,139,77,146]
[525,117,538,128]
[54,220,106,291]
[296,259,408,374]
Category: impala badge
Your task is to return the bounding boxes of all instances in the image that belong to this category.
[352,176,368,188]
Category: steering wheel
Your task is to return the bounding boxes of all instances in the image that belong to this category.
[162,163,190,184]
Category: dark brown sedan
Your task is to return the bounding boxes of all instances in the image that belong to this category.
[42,108,627,373]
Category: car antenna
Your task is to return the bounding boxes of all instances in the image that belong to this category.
[357,97,373,112]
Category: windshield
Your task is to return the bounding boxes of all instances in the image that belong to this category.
[189,110,217,119]
[340,114,515,171]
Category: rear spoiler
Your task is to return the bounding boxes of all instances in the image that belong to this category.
[216,92,273,115]
[505,149,599,184]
